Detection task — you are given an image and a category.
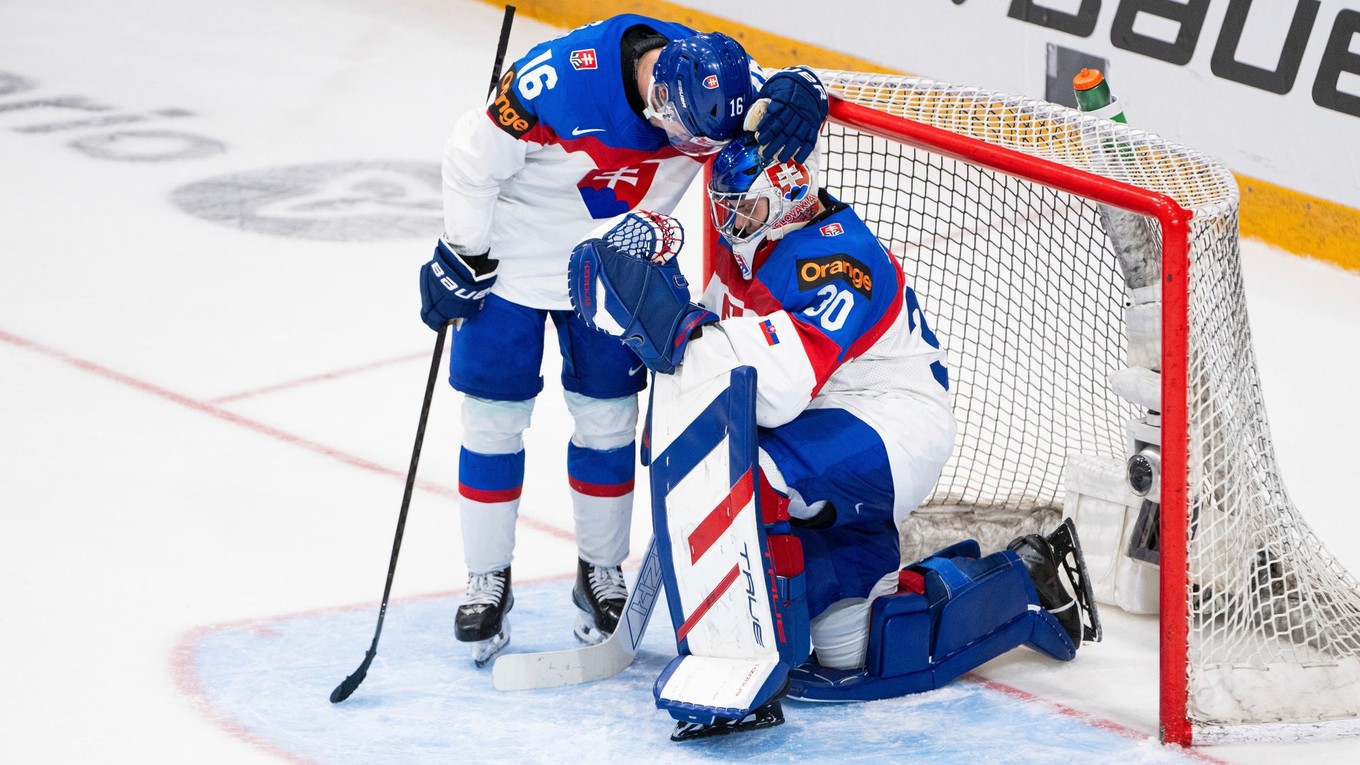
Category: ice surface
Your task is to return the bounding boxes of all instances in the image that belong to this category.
[3,1,1359,763]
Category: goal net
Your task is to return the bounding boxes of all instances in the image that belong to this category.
[789,70,1360,745]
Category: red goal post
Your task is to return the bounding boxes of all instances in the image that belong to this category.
[703,70,1360,746]
[831,90,1194,747]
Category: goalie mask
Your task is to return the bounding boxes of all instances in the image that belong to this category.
[708,133,820,279]
[646,32,754,156]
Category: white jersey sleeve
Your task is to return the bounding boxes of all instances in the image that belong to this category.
[677,313,818,429]
[441,106,528,255]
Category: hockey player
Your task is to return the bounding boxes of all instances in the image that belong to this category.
[568,134,1100,739]
[417,14,830,667]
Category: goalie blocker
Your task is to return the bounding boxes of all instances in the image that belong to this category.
[646,366,1100,736]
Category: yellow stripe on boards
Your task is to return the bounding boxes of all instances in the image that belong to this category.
[472,0,893,72]
[1238,173,1360,272]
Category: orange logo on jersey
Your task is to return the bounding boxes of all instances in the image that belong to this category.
[797,254,873,298]
[489,68,537,137]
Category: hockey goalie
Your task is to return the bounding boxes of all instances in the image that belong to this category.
[567,133,1101,741]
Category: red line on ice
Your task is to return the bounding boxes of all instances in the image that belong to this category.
[0,328,574,542]
[207,351,428,403]
[967,675,1231,763]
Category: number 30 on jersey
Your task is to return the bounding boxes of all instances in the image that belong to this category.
[804,285,854,331]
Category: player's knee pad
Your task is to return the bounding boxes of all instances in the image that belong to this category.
[789,540,1074,701]
[564,391,638,450]
[462,396,534,454]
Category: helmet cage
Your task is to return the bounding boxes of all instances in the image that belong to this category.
[708,186,778,249]
[707,135,819,277]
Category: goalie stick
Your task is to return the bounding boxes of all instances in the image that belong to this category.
[329,4,517,705]
[491,536,662,691]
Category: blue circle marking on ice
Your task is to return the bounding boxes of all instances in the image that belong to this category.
[178,579,1208,764]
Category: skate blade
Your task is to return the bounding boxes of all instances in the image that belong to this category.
[1050,518,1102,643]
[471,626,510,668]
[572,608,610,646]
[670,703,785,742]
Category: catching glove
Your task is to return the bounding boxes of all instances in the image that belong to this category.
[568,215,716,375]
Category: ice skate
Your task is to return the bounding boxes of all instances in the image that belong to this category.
[1008,518,1101,645]
[669,696,785,742]
[456,567,513,667]
[571,558,626,645]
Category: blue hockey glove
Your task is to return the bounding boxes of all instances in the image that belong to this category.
[749,66,829,164]
[419,239,499,330]
[568,237,717,375]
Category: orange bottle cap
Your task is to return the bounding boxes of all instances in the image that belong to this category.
[1072,68,1105,91]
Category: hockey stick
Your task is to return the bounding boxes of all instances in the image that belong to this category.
[329,324,447,703]
[491,536,663,690]
[329,4,517,704]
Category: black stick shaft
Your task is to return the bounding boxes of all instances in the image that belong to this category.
[330,325,446,703]
[489,5,517,99]
[331,4,516,704]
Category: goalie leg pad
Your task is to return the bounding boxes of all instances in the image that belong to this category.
[654,654,788,728]
[765,533,809,668]
[647,367,807,727]
[788,542,1076,702]
[759,466,811,668]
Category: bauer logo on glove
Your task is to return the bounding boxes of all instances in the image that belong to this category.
[419,239,500,330]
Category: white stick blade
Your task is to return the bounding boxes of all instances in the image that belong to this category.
[491,639,632,691]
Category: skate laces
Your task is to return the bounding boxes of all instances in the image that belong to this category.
[587,565,627,603]
[464,571,507,606]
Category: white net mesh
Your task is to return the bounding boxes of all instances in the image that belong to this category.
[813,70,1360,741]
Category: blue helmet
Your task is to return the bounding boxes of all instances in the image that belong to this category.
[645,32,754,155]
[708,133,820,278]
